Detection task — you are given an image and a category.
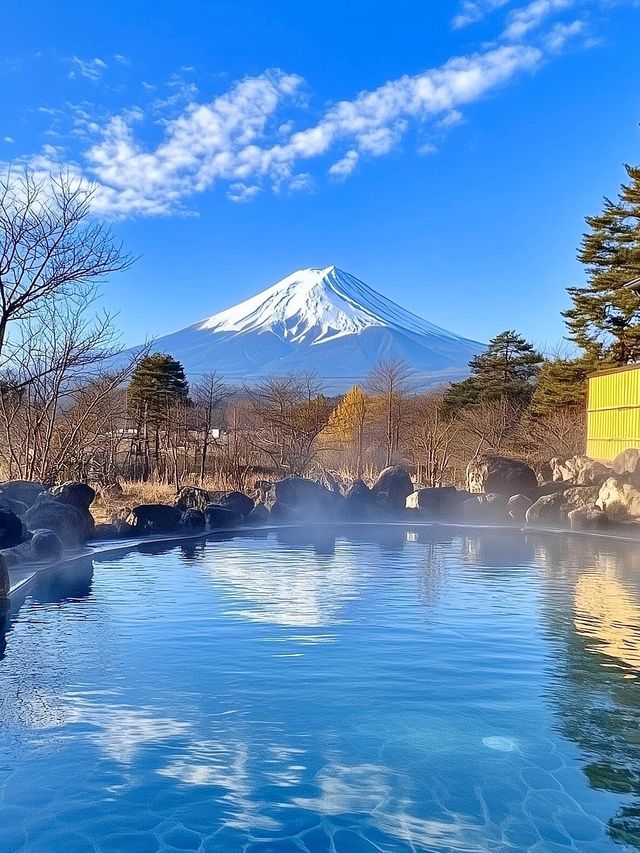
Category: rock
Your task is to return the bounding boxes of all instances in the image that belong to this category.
[174,486,214,512]
[466,455,537,497]
[507,494,533,522]
[0,496,28,517]
[50,481,96,511]
[344,479,377,520]
[266,477,344,521]
[406,487,462,518]
[217,491,254,519]
[550,455,612,486]
[111,506,133,524]
[562,486,601,511]
[371,466,413,513]
[525,492,568,526]
[23,499,90,547]
[0,554,8,598]
[245,503,270,526]
[0,480,45,507]
[462,493,508,523]
[29,529,64,562]
[181,508,206,530]
[127,504,182,533]
[0,509,23,549]
[568,507,609,531]
[93,522,120,540]
[596,477,640,522]
[204,505,242,528]
[612,448,640,478]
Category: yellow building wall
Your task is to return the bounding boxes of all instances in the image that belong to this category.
[587,367,640,462]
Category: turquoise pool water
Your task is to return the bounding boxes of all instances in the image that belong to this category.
[2,525,640,851]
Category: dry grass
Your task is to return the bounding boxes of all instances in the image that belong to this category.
[92,480,176,523]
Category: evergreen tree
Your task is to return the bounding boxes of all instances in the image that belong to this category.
[128,354,189,476]
[564,164,640,365]
[442,330,543,416]
[529,358,588,417]
[128,353,190,423]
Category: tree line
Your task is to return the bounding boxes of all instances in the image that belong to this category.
[0,155,638,489]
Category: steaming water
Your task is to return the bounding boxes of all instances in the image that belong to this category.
[2,525,640,851]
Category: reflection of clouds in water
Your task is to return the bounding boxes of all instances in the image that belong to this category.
[51,693,191,764]
[294,760,484,851]
[575,573,640,674]
[201,542,359,627]
[159,740,307,830]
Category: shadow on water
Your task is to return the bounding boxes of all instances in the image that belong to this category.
[0,557,95,663]
[538,534,640,848]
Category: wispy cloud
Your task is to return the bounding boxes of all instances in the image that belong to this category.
[9,0,624,218]
[68,55,108,82]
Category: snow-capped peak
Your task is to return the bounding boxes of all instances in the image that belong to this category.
[197,265,466,346]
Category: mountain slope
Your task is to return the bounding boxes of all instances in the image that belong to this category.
[137,266,483,391]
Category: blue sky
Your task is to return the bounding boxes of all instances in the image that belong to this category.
[2,0,640,350]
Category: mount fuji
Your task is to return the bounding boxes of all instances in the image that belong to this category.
[136,266,483,392]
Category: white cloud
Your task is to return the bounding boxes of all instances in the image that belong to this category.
[544,18,585,50]
[452,0,512,28]
[72,44,540,216]
[3,136,14,143]
[68,55,108,82]
[502,0,574,40]
[328,150,359,179]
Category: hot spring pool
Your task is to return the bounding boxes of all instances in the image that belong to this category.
[2,525,640,852]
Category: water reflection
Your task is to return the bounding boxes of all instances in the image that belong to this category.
[539,534,640,847]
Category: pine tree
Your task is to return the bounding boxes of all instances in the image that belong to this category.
[128,354,190,476]
[528,358,588,417]
[564,164,640,365]
[442,330,543,416]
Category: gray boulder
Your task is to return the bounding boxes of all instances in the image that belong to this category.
[204,505,242,528]
[550,455,611,486]
[266,477,344,521]
[507,494,533,522]
[612,448,640,478]
[181,508,206,530]
[245,503,270,526]
[596,477,640,522]
[23,498,90,547]
[462,493,509,523]
[371,466,413,513]
[217,491,254,519]
[568,507,609,531]
[525,492,568,526]
[0,496,28,517]
[562,486,601,511]
[127,504,182,533]
[174,486,215,512]
[50,481,96,511]
[0,509,23,549]
[467,455,537,497]
[344,479,377,520]
[30,529,64,562]
[0,554,8,598]
[0,480,45,507]
[406,486,462,518]
[93,521,134,540]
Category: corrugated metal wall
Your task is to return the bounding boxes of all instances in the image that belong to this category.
[587,366,640,461]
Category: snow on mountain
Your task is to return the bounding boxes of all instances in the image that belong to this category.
[136,266,483,392]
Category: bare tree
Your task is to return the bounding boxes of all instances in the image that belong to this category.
[366,359,413,467]
[407,391,460,487]
[192,372,230,483]
[0,170,132,371]
[244,373,331,475]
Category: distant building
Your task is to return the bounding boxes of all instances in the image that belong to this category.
[587,364,640,461]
